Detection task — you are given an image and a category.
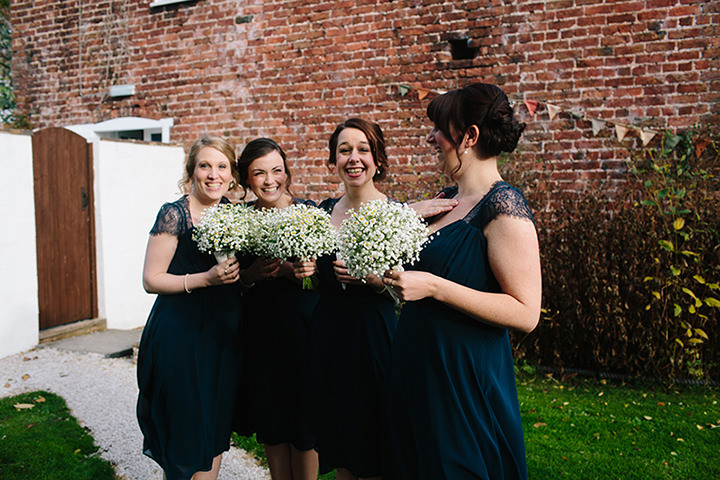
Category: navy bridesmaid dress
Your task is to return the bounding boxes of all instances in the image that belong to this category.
[233,198,319,450]
[384,182,533,480]
[304,196,398,477]
[137,196,242,480]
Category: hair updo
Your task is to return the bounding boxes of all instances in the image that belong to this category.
[427,83,526,158]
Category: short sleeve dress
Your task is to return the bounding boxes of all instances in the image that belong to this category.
[233,198,319,450]
[136,196,242,480]
[383,182,533,480]
[304,196,399,477]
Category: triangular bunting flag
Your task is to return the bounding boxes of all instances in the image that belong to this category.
[417,88,430,100]
[695,138,710,158]
[640,129,657,146]
[546,104,561,121]
[398,85,410,97]
[666,134,682,150]
[524,99,539,116]
[615,124,629,142]
[591,118,605,136]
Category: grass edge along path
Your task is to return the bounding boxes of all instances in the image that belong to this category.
[2,377,718,480]
[0,390,116,480]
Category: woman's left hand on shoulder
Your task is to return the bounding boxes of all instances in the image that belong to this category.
[409,196,458,219]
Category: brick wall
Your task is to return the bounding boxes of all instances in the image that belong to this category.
[11,0,719,203]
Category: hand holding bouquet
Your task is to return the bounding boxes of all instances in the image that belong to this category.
[336,199,431,300]
[250,204,336,288]
[192,203,255,263]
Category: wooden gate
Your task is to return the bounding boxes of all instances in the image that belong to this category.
[32,127,98,330]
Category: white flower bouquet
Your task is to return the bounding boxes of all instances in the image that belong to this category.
[192,203,255,263]
[337,199,431,300]
[250,204,337,289]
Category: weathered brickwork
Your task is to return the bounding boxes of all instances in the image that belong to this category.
[11,0,719,201]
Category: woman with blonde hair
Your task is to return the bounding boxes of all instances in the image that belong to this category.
[137,135,243,480]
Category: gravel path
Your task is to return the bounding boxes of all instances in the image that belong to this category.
[0,347,270,480]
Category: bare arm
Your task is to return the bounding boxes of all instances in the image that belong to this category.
[383,215,541,333]
[142,233,240,294]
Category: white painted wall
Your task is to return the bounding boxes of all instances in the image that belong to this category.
[94,139,185,329]
[0,130,186,359]
[0,130,39,357]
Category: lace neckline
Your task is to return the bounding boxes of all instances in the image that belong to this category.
[430,181,505,233]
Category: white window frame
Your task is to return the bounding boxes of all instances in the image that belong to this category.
[68,117,174,144]
[150,0,195,7]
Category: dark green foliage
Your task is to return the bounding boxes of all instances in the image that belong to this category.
[0,391,117,480]
[513,129,720,381]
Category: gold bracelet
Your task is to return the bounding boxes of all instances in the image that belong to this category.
[183,273,192,294]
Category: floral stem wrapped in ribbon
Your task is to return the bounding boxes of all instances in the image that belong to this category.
[250,204,336,289]
[337,199,432,302]
[192,203,255,263]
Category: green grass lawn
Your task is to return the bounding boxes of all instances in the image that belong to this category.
[520,370,719,479]
[0,390,116,480]
[236,372,719,480]
[2,375,718,480]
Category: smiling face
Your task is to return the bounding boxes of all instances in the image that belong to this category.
[335,127,378,189]
[247,150,289,208]
[190,146,234,204]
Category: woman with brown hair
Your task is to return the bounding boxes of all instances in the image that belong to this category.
[295,118,396,480]
[382,83,542,479]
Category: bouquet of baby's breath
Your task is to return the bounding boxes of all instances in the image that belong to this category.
[337,200,431,299]
[193,203,255,263]
[250,204,336,288]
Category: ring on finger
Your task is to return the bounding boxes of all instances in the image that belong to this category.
[224,268,228,275]
[390,279,395,287]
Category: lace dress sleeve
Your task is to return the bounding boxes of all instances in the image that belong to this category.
[294,198,317,207]
[481,183,535,225]
[149,202,185,236]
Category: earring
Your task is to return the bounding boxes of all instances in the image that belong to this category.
[229,180,236,190]
[463,148,469,156]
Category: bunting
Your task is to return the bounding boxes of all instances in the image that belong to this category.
[391,83,667,147]
[591,119,605,136]
[640,129,657,146]
[524,99,539,117]
[615,124,629,142]
[546,103,561,121]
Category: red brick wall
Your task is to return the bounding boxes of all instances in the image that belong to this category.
[11,0,719,202]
